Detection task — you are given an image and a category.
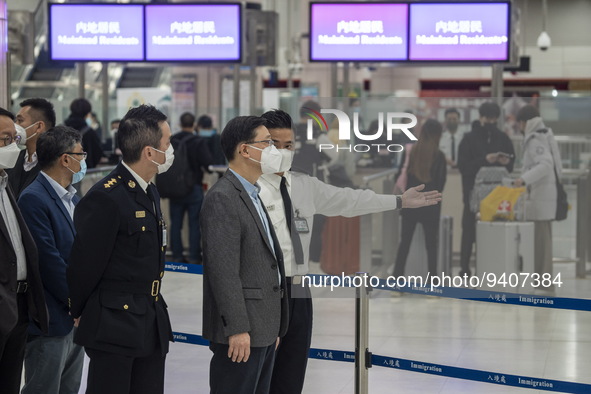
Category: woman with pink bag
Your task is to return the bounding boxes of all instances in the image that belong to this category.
[392,119,447,278]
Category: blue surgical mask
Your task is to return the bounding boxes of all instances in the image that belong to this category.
[199,129,215,137]
[85,117,93,128]
[67,156,87,184]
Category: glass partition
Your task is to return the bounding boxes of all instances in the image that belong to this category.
[74,95,591,392]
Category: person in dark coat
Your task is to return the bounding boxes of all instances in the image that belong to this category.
[67,105,173,394]
[393,119,447,278]
[196,114,225,165]
[7,98,56,198]
[63,98,104,169]
[457,102,515,276]
[0,107,48,394]
[167,112,213,264]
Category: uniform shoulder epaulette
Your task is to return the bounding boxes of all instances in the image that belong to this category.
[103,176,123,190]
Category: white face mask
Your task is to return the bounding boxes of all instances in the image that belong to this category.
[248,144,282,174]
[14,125,27,151]
[151,144,175,174]
[0,142,22,169]
[278,149,294,172]
[15,122,40,150]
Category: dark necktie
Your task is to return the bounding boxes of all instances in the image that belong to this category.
[280,176,304,265]
[146,184,157,216]
[451,134,456,162]
[147,184,165,253]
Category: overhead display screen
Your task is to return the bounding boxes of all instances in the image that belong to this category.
[145,4,241,62]
[48,4,144,62]
[409,2,510,61]
[309,3,409,62]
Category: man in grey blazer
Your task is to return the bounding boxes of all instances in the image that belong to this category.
[201,115,288,394]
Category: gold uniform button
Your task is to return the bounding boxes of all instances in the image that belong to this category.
[142,226,146,231]
[155,296,159,302]
[123,304,129,310]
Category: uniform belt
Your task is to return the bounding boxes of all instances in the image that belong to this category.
[100,280,161,296]
[16,280,28,294]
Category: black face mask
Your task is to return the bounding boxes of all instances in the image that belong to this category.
[446,121,458,132]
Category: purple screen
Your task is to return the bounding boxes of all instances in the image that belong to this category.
[49,4,144,62]
[145,4,241,62]
[409,3,509,61]
[310,3,408,61]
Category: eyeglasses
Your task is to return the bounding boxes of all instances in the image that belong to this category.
[64,152,88,160]
[246,139,274,147]
[0,135,22,147]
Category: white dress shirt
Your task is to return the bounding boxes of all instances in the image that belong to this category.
[122,161,149,193]
[24,151,38,172]
[259,171,398,277]
[259,172,294,275]
[439,128,466,164]
[40,172,77,220]
[0,172,27,280]
[230,169,280,284]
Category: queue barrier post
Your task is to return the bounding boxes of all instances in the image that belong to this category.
[355,272,372,394]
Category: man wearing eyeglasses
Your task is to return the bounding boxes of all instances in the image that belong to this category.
[18,126,86,394]
[201,116,288,393]
[7,98,56,199]
[0,107,48,394]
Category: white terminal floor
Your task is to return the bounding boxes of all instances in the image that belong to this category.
[73,262,591,394]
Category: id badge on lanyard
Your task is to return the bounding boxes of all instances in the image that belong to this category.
[161,217,168,247]
[294,209,309,234]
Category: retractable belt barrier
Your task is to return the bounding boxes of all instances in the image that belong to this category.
[164,262,591,393]
[164,263,591,312]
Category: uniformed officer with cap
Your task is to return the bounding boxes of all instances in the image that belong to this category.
[67,104,174,394]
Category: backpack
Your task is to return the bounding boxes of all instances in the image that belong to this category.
[156,134,195,199]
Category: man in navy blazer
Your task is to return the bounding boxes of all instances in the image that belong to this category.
[18,126,85,394]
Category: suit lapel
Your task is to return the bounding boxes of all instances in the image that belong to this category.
[37,174,76,235]
[225,171,275,256]
[0,199,11,248]
[238,188,275,255]
[0,177,16,248]
[5,182,36,261]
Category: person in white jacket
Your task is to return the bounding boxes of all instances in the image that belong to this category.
[513,105,562,292]
[258,109,442,394]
